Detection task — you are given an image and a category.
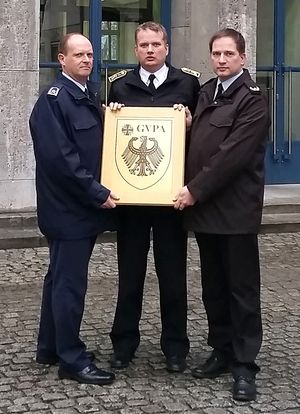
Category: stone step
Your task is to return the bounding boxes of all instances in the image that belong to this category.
[1,204,300,224]
[1,211,300,250]
[0,211,38,227]
[0,210,118,249]
[0,227,116,250]
[263,203,300,214]
[261,212,300,233]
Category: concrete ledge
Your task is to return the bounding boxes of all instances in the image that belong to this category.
[2,196,300,249]
[2,213,300,250]
[260,213,300,233]
[0,211,117,249]
[263,204,300,214]
[0,228,117,250]
[0,211,38,227]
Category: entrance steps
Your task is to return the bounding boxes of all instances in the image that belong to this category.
[1,185,300,249]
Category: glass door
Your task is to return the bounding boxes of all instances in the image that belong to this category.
[39,0,90,92]
[257,0,300,183]
[99,0,167,103]
[39,0,169,97]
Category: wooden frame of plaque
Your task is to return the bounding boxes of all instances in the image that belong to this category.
[101,107,186,205]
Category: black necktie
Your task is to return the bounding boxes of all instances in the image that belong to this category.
[148,74,156,93]
[215,82,223,100]
[84,87,89,98]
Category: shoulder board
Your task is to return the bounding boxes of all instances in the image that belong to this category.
[47,86,61,97]
[181,67,201,78]
[108,70,128,83]
[244,79,261,95]
[248,85,261,94]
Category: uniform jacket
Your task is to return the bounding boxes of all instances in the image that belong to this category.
[30,73,115,240]
[108,64,200,114]
[184,69,270,234]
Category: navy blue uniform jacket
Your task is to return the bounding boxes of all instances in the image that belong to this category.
[108,64,200,113]
[30,73,115,240]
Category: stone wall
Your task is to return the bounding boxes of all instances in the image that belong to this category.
[0,0,39,212]
[171,0,257,82]
[0,0,258,212]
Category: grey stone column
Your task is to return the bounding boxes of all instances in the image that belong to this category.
[0,0,39,212]
[171,0,257,82]
[171,0,218,81]
[218,0,257,76]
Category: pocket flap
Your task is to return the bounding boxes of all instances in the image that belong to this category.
[73,119,98,130]
[209,116,234,127]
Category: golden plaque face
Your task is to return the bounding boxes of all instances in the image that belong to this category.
[101,107,186,205]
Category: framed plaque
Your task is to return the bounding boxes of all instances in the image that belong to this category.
[101,107,186,205]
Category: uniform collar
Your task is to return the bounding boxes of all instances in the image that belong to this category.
[126,64,177,90]
[139,64,169,88]
[57,73,100,108]
[62,71,87,92]
[209,69,251,100]
[216,70,243,93]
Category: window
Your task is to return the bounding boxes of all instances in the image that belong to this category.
[39,0,167,93]
[101,21,119,62]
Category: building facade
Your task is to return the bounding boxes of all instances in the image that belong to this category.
[0,0,298,212]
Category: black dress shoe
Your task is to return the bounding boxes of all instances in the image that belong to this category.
[166,356,186,373]
[36,351,95,366]
[192,351,230,379]
[232,376,257,401]
[110,353,133,369]
[58,363,115,385]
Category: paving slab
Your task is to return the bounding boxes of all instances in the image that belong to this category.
[0,234,299,413]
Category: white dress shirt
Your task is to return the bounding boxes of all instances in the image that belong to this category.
[62,72,87,92]
[214,69,244,99]
[139,64,169,89]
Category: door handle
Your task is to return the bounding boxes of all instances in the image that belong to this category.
[286,69,292,157]
[104,67,108,107]
[272,70,279,159]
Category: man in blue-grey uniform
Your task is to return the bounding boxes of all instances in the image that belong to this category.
[29,33,118,385]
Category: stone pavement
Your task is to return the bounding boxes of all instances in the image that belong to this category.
[0,234,299,414]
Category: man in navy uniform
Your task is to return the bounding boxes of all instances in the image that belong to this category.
[175,28,269,401]
[108,21,200,373]
[29,33,118,385]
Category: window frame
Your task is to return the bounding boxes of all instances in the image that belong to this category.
[39,0,171,83]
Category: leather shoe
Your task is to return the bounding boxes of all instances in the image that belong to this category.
[166,356,186,373]
[36,351,95,365]
[110,353,133,369]
[192,351,230,379]
[232,376,257,401]
[58,363,115,385]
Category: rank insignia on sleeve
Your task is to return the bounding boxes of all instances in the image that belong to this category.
[47,86,60,96]
[181,67,201,78]
[108,70,128,83]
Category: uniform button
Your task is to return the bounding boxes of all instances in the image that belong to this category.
[151,97,154,102]
[214,101,218,104]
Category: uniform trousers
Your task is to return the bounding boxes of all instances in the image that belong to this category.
[195,233,262,375]
[37,236,96,371]
[110,206,189,358]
